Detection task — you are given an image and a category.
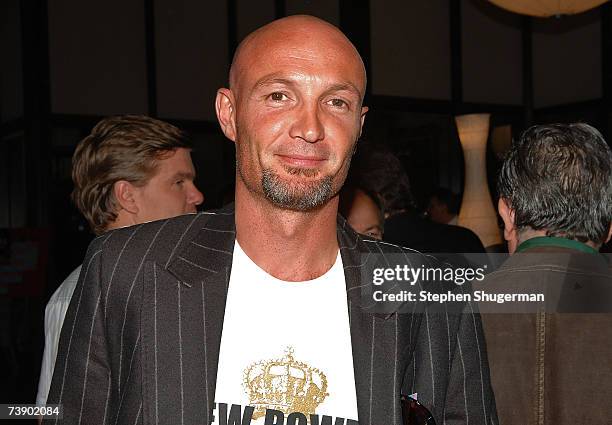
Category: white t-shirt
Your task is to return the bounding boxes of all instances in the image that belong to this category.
[213,241,359,424]
[36,265,82,406]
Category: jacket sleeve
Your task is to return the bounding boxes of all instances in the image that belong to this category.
[45,236,111,425]
[442,302,498,425]
[403,291,498,425]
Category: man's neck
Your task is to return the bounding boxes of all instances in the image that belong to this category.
[234,183,339,282]
[110,210,138,230]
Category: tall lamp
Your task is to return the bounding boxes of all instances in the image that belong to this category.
[455,113,502,248]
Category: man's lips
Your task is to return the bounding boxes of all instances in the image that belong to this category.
[275,153,327,167]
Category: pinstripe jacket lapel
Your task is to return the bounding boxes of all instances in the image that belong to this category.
[146,208,404,424]
[338,218,412,425]
[158,211,235,424]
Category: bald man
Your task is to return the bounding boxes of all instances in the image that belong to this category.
[46,16,496,425]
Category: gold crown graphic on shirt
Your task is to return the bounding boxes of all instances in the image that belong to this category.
[243,346,328,419]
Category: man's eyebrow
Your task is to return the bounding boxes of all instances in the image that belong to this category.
[252,75,363,98]
[253,76,296,90]
[323,83,362,98]
[170,171,195,180]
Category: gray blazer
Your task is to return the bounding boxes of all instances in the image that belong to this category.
[46,205,497,424]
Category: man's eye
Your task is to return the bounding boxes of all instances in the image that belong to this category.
[328,98,348,108]
[175,180,185,185]
[269,92,288,102]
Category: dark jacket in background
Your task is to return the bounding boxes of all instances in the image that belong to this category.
[384,211,486,253]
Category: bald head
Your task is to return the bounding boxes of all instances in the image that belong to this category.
[229,15,367,98]
[215,15,369,214]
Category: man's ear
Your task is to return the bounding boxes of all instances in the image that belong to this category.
[215,88,237,142]
[358,106,368,138]
[498,197,517,242]
[113,180,139,215]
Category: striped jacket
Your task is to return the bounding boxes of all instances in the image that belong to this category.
[46,205,497,424]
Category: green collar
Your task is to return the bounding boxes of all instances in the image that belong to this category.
[516,236,599,254]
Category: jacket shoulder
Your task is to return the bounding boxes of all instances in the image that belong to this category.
[95,212,219,267]
[362,237,427,256]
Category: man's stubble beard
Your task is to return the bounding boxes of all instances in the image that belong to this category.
[261,166,335,211]
[236,130,357,211]
[237,157,352,212]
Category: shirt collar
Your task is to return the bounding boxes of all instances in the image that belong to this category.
[516,236,599,255]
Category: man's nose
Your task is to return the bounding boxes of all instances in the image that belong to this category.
[288,102,325,143]
[189,184,204,207]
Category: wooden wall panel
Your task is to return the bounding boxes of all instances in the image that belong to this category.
[0,133,26,227]
[370,0,451,99]
[462,0,522,105]
[236,0,275,43]
[285,0,340,25]
[48,0,148,115]
[0,0,24,122]
[533,10,602,108]
[155,0,228,121]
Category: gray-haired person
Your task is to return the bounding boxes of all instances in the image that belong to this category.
[482,123,612,425]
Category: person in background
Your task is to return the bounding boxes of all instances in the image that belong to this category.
[426,187,460,225]
[482,123,612,425]
[36,115,203,408]
[351,145,485,253]
[339,186,384,240]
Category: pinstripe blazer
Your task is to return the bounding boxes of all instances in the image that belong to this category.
[46,205,497,425]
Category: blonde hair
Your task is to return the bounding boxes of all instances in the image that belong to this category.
[71,115,190,235]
